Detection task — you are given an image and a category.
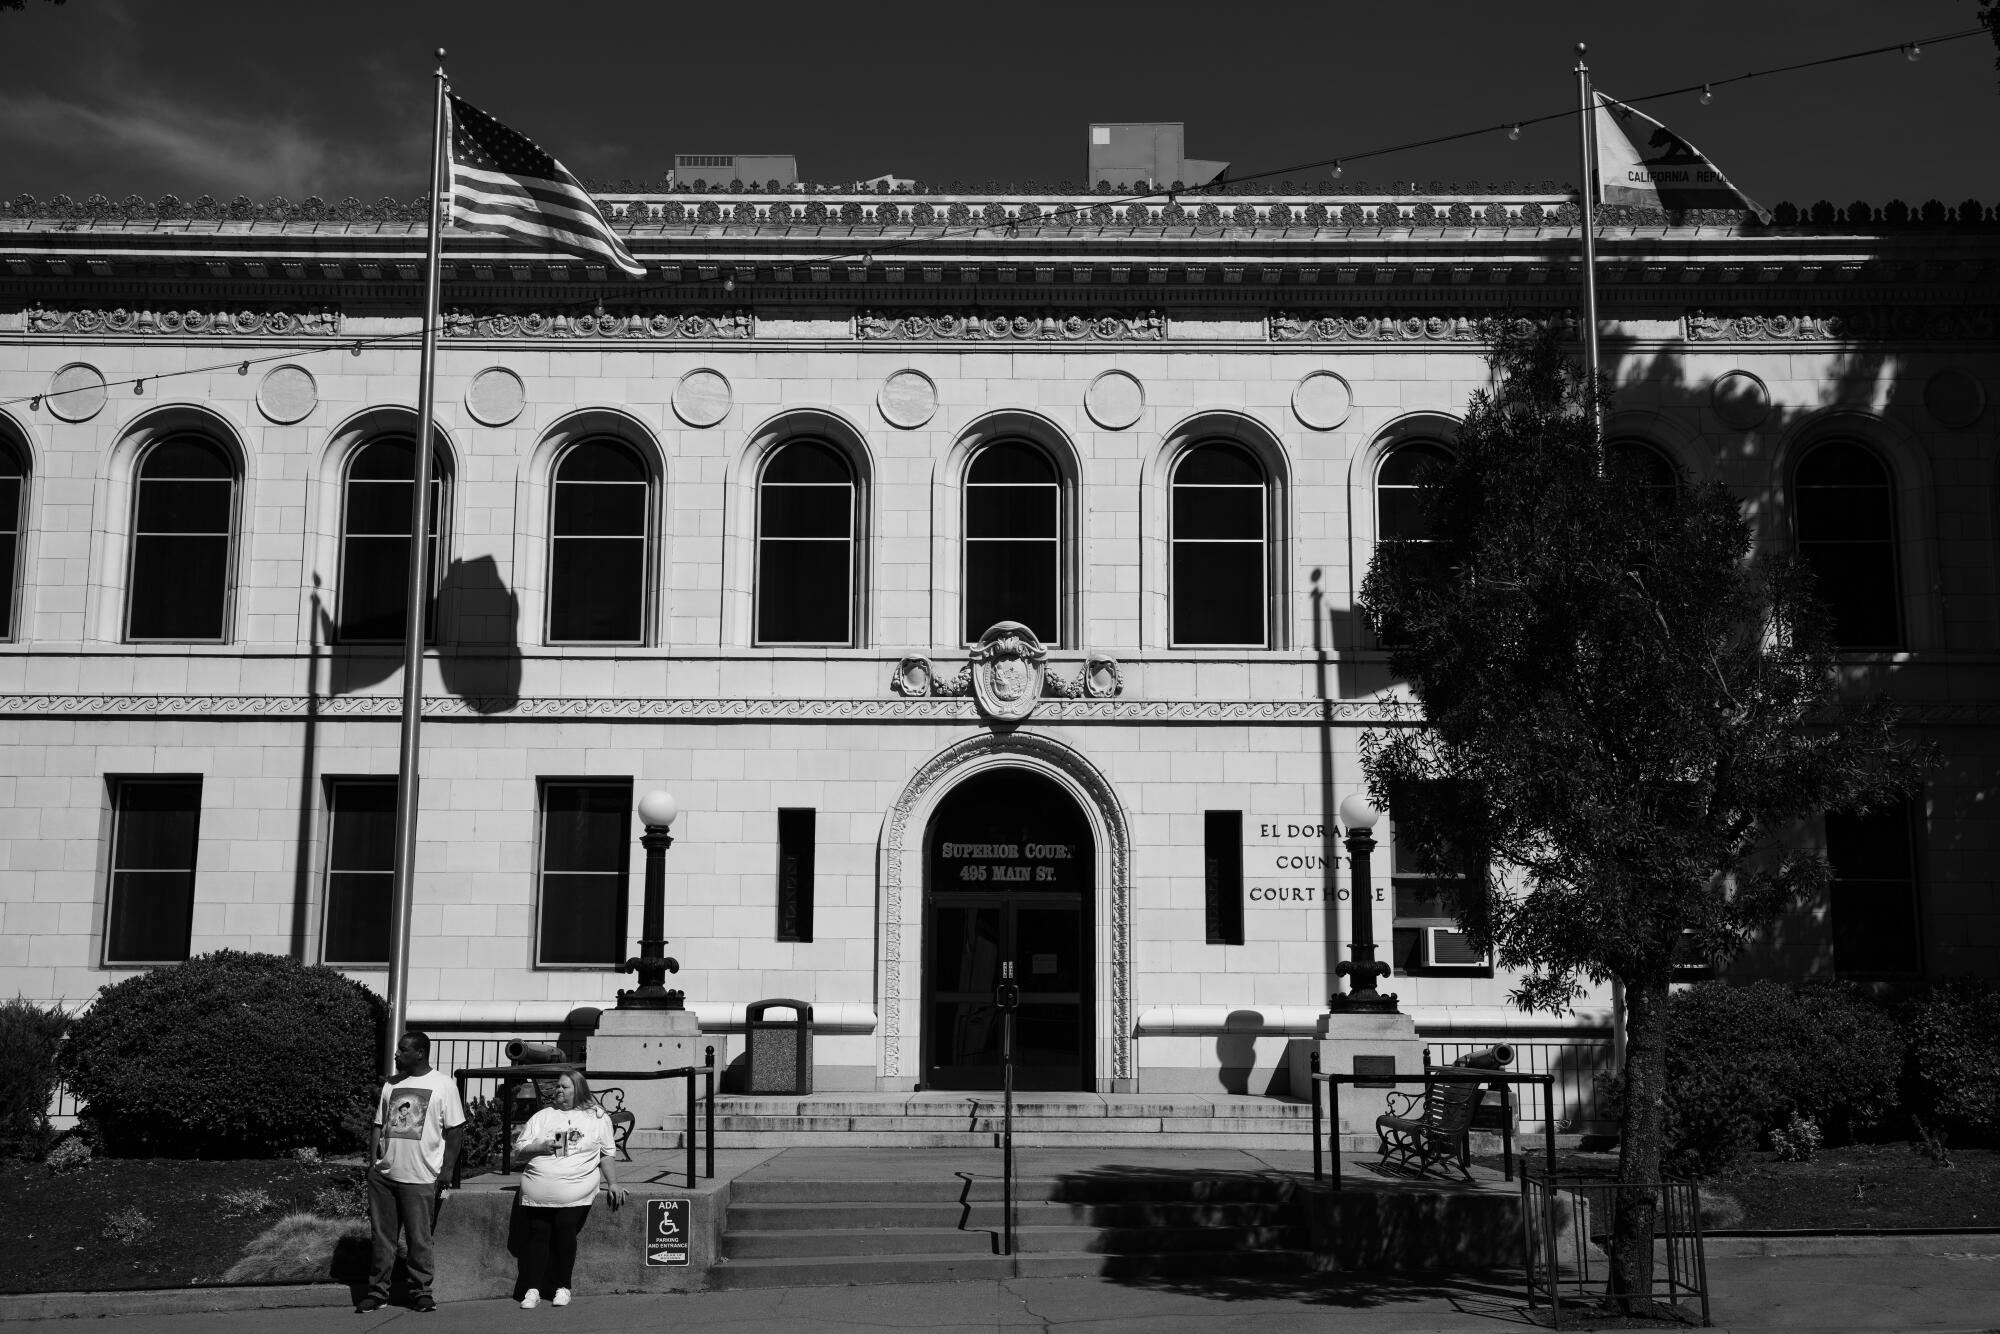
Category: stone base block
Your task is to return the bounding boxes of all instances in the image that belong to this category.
[1286,1010,1429,1136]
[431,1182,724,1301]
[590,1008,727,1131]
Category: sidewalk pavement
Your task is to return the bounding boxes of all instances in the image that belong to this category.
[6,1252,1999,1332]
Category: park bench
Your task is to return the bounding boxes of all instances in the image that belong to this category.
[1375,1069,1492,1180]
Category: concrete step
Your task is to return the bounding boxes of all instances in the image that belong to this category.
[705,1247,1317,1289]
[730,1177,1303,1208]
[630,1127,1342,1149]
[726,1198,1303,1232]
[721,1223,1310,1260]
[673,1096,1315,1120]
[692,1114,1314,1134]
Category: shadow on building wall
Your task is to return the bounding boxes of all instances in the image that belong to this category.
[1323,333,1933,989]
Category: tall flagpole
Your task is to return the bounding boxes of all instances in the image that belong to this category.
[1574,43,1626,1077]
[384,48,449,1077]
[1574,42,1603,410]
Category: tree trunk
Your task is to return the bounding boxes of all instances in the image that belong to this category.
[1610,970,1671,1314]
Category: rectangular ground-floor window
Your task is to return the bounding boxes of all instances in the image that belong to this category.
[776,807,816,942]
[323,779,396,966]
[1828,799,1922,976]
[537,779,633,967]
[104,777,203,965]
[1203,810,1244,945]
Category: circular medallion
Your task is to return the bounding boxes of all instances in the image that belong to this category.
[466,366,526,426]
[47,363,107,422]
[673,369,732,427]
[878,369,938,429]
[256,364,318,424]
[1292,371,1354,430]
[1923,368,1985,428]
[1710,370,1770,430]
[1084,370,1144,430]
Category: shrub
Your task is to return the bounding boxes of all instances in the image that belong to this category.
[57,951,385,1158]
[1899,977,2000,1142]
[0,996,71,1158]
[1770,1113,1822,1164]
[456,1096,506,1176]
[1657,979,1901,1175]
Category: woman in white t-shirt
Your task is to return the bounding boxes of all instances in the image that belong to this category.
[512,1072,626,1308]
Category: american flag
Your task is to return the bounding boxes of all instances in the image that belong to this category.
[445,94,645,277]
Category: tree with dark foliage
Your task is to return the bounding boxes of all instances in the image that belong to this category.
[1359,321,1928,1315]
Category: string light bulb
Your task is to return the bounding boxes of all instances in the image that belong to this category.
[238,362,249,376]
[722,276,735,291]
[1699,83,1713,105]
[1904,41,1922,62]
[1331,161,1343,180]
[1508,124,1522,142]
[133,378,145,394]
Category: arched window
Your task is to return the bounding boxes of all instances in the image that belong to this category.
[548,438,650,645]
[964,440,1061,644]
[1373,442,1454,644]
[1795,441,1900,649]
[1606,438,1679,506]
[337,437,446,643]
[756,439,855,646]
[0,439,22,641]
[1171,442,1269,647]
[128,436,237,641]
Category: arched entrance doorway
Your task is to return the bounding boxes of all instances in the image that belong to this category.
[922,767,1094,1091]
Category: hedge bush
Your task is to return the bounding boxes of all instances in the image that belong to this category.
[57,951,385,1157]
[1658,979,1901,1175]
[0,997,71,1157]
[1899,977,2000,1143]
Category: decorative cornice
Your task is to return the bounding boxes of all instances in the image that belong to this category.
[1685,309,2000,342]
[856,310,1164,342]
[441,308,752,340]
[0,693,1437,723]
[3,694,1990,725]
[21,305,341,336]
[1271,311,1573,344]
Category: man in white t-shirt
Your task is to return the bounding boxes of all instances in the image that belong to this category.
[358,1030,466,1314]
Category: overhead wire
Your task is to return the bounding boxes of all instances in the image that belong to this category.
[1,23,1986,414]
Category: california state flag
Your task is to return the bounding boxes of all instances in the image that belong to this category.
[1592,91,1764,215]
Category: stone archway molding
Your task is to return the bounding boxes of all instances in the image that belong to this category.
[879,730,1134,1088]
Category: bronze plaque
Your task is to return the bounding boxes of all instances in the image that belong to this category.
[1353,1055,1398,1088]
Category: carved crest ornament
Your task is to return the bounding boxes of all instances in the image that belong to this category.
[892,622,1122,722]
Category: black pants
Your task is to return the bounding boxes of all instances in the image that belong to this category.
[518,1204,591,1297]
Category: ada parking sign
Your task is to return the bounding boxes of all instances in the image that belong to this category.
[644,1197,690,1267]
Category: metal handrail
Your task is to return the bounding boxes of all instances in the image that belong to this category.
[1309,1058,1558,1189]
[452,1050,718,1189]
[997,963,1019,1256]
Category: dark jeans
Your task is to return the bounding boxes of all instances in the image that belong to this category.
[366,1170,439,1301]
[518,1204,592,1297]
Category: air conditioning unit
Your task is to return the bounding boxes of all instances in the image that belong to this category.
[1422,927,1488,969]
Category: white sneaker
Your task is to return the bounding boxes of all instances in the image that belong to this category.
[520,1291,539,1309]
[552,1289,571,1307]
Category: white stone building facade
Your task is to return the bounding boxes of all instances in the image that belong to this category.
[1,188,1994,1116]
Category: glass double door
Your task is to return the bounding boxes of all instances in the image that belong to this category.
[923,768,1093,1091]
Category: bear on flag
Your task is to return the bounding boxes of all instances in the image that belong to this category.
[1592,91,1764,217]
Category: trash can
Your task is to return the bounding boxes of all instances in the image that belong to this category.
[744,999,813,1095]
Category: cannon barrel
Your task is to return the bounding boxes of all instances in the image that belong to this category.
[505,1039,567,1065]
[1452,1044,1515,1070]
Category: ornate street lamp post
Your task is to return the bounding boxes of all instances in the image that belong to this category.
[618,789,683,1010]
[1332,792,1397,1012]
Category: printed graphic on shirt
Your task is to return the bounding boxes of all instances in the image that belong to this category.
[555,1121,588,1156]
[385,1085,434,1140]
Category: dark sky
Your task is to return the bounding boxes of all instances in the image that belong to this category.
[4,0,1995,205]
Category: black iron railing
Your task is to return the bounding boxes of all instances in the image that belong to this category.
[452,1047,717,1189]
[1308,1054,1558,1187]
[1522,1167,1711,1327]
